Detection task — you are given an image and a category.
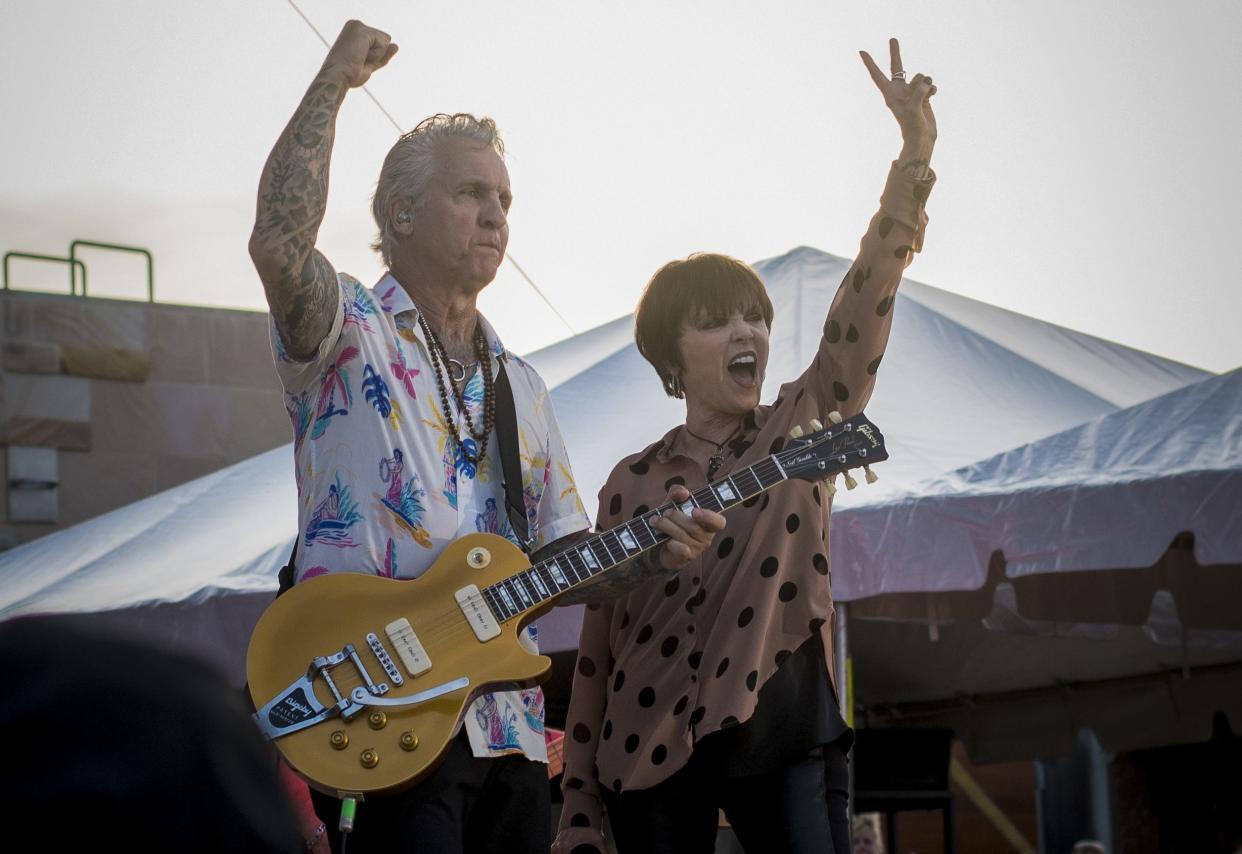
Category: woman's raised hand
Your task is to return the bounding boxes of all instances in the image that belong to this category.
[859,38,937,145]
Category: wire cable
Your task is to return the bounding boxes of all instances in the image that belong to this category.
[283,0,577,336]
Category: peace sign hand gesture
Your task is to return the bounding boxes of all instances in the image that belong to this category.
[860,38,937,145]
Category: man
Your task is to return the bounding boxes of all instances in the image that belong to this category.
[248,20,724,854]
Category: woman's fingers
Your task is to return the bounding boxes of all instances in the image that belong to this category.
[889,37,904,79]
[859,50,889,91]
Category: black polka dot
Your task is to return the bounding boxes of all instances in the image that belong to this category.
[715,658,730,678]
[624,734,640,754]
[690,706,706,726]
[651,744,668,765]
[664,576,680,597]
[629,460,650,475]
[603,720,613,740]
[717,537,735,559]
[809,617,827,633]
[878,216,894,238]
[721,715,740,729]
[573,723,591,743]
[631,504,649,518]
[759,556,779,577]
[664,475,685,491]
[742,494,761,508]
[825,320,841,343]
[613,779,622,793]
[775,649,791,666]
[768,438,785,455]
[578,657,596,678]
[779,581,799,602]
[613,671,625,692]
[786,513,800,533]
[833,381,850,402]
[661,636,679,657]
[636,624,653,644]
[772,394,784,411]
[565,776,585,790]
[760,494,770,512]
[845,323,859,343]
[586,602,601,611]
[746,670,759,691]
[608,494,621,515]
[813,485,822,506]
[737,606,754,628]
[867,354,883,375]
[876,296,894,316]
[852,268,868,292]
[638,687,656,707]
[685,588,706,613]
[571,813,591,828]
[813,553,829,575]
[688,651,702,670]
[620,611,631,629]
[687,624,695,634]
[893,245,913,260]
[674,695,689,715]
[794,388,805,406]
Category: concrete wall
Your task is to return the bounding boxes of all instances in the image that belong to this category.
[0,290,290,548]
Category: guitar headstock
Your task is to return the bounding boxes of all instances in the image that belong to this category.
[776,411,888,496]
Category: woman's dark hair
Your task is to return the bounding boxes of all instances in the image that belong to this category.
[634,253,774,397]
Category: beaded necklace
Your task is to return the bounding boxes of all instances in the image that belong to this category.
[416,309,495,466]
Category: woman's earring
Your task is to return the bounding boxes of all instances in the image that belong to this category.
[670,375,684,399]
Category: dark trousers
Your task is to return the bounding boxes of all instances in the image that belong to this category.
[601,741,851,854]
[309,732,549,854]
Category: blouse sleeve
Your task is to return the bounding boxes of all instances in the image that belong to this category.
[795,162,935,420]
[556,597,614,835]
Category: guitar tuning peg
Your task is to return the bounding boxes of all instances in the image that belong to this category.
[827,411,843,424]
[864,465,878,484]
[844,472,858,490]
[809,418,824,432]
[823,474,838,497]
[789,425,804,438]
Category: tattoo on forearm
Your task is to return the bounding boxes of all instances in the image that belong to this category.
[553,547,666,606]
[251,77,346,358]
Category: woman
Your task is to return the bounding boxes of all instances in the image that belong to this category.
[553,39,937,854]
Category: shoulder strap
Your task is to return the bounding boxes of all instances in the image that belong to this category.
[494,361,533,554]
[275,541,298,598]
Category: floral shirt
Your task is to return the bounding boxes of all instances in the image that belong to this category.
[558,162,934,834]
[270,272,590,761]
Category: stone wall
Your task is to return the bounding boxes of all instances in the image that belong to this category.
[0,290,290,548]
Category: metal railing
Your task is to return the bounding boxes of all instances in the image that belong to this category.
[1,240,155,301]
[2,252,87,295]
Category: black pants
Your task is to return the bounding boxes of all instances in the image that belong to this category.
[601,741,850,854]
[309,732,549,854]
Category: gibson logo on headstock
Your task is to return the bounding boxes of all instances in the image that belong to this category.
[855,424,880,448]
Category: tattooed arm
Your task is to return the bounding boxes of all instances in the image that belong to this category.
[248,20,398,360]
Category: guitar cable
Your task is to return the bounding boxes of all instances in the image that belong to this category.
[338,797,357,854]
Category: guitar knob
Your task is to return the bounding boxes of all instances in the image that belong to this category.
[467,547,491,568]
[359,748,380,769]
[368,711,387,730]
[329,730,349,750]
[789,425,804,438]
[399,731,420,752]
[827,411,843,424]
[864,465,878,484]
[809,418,824,432]
[844,472,858,490]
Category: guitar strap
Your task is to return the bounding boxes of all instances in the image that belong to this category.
[275,359,532,598]
[494,360,534,555]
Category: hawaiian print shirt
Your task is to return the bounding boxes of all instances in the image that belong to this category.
[269,272,590,762]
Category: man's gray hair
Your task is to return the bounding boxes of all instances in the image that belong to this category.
[370,113,506,268]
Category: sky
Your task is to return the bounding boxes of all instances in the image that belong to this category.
[2,0,1240,370]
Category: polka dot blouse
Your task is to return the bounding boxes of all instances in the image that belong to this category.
[558,162,934,834]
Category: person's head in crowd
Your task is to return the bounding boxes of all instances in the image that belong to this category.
[852,812,885,854]
[0,615,303,853]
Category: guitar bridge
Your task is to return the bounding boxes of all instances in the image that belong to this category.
[252,643,391,741]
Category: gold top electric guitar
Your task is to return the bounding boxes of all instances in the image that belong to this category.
[247,412,887,798]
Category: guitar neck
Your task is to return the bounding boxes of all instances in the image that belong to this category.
[480,454,791,623]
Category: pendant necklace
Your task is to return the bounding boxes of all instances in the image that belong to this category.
[684,421,742,480]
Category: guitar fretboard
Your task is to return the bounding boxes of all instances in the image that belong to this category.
[481,457,788,621]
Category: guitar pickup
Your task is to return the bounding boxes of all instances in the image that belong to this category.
[455,585,501,642]
[384,618,432,677]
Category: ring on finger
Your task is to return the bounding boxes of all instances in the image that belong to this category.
[892,70,906,80]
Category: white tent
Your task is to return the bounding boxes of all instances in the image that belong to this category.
[0,247,1212,686]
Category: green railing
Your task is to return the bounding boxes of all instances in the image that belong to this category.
[69,240,154,301]
[2,252,88,295]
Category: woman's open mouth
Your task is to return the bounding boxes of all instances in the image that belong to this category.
[727,353,758,387]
